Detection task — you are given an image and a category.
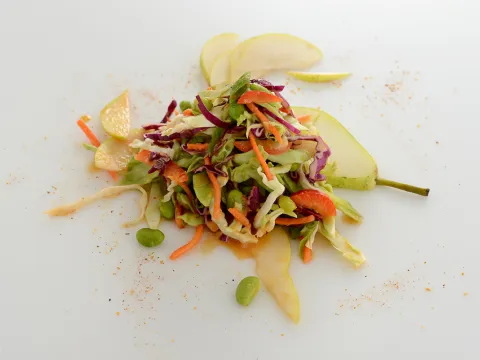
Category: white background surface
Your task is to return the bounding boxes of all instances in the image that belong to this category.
[1,0,479,359]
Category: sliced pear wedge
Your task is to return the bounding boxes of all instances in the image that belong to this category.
[287,71,351,83]
[94,138,133,172]
[230,34,323,81]
[291,106,430,196]
[94,129,144,172]
[253,227,300,323]
[209,50,232,86]
[100,90,130,140]
[200,33,240,84]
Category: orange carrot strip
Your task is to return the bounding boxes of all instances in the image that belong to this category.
[178,182,195,205]
[237,90,282,104]
[174,110,179,116]
[164,162,188,183]
[186,143,209,151]
[170,224,204,260]
[207,87,213,90]
[77,118,118,181]
[303,247,313,264]
[77,119,101,147]
[183,109,194,116]
[228,208,251,229]
[134,150,152,165]
[275,215,315,226]
[204,157,222,220]
[297,114,312,124]
[108,171,119,182]
[248,134,273,181]
[174,202,185,229]
[246,103,283,144]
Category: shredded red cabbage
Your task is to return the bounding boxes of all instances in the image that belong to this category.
[247,186,260,213]
[289,135,331,181]
[143,123,166,131]
[160,100,177,124]
[250,79,285,92]
[296,206,323,220]
[148,153,170,174]
[196,95,230,128]
[251,127,265,138]
[226,126,246,133]
[219,234,229,242]
[260,107,301,135]
[276,92,294,117]
[192,155,233,177]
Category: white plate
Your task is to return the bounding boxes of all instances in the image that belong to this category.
[0,1,479,359]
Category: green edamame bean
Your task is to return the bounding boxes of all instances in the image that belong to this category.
[159,200,174,220]
[236,276,260,306]
[227,189,245,210]
[179,100,192,112]
[278,195,297,213]
[136,228,165,248]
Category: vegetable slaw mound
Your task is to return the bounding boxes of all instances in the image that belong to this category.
[48,72,366,266]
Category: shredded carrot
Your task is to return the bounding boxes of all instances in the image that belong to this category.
[237,90,282,104]
[303,247,313,264]
[228,208,251,229]
[77,119,100,147]
[186,143,208,151]
[76,118,118,181]
[246,103,283,144]
[170,225,204,260]
[134,150,152,165]
[174,202,185,229]
[207,87,213,90]
[178,182,195,205]
[249,134,273,181]
[183,109,194,116]
[204,157,222,219]
[164,162,188,183]
[108,171,119,181]
[174,110,179,116]
[275,215,315,226]
[297,114,312,124]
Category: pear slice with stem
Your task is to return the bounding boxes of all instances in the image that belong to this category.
[200,33,240,84]
[291,106,430,196]
[287,71,351,83]
[230,33,323,81]
[253,227,300,323]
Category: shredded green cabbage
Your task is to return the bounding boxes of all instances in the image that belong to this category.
[45,185,148,227]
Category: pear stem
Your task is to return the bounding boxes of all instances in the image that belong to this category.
[376,178,430,197]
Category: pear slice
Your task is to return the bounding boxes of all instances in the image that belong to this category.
[230,34,323,81]
[94,129,144,172]
[200,33,240,84]
[253,227,300,323]
[94,137,133,172]
[209,50,232,86]
[291,106,430,196]
[100,90,130,140]
[287,71,351,83]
